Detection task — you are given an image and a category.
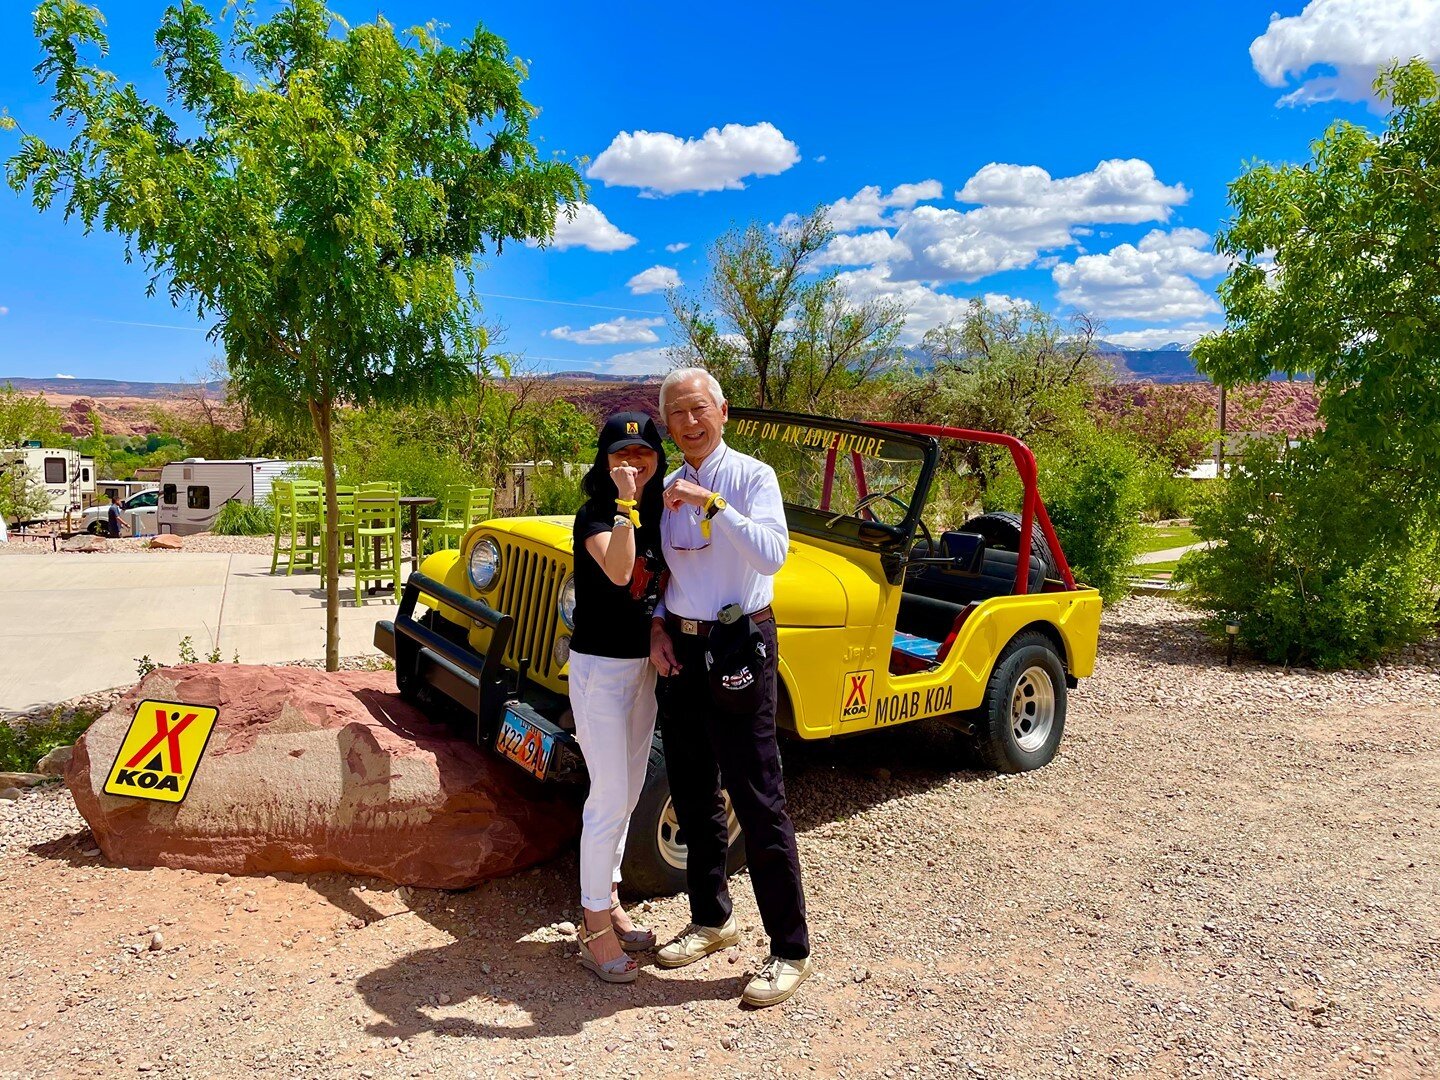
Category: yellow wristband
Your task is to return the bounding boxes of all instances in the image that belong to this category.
[615,498,636,508]
[626,507,640,528]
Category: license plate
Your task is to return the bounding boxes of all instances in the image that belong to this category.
[496,707,556,781]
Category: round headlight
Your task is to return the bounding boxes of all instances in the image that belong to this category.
[467,537,501,591]
[557,574,577,631]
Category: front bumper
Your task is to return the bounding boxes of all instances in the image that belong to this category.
[375,571,577,775]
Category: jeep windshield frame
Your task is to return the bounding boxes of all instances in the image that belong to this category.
[727,408,938,555]
[726,408,1077,595]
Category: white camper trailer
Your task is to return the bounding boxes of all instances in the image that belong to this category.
[157,458,310,536]
[0,447,93,526]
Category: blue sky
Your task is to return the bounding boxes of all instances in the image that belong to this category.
[0,0,1418,382]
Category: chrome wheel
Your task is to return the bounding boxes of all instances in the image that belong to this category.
[1010,665,1056,753]
[657,792,742,871]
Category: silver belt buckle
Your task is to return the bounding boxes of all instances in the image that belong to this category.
[680,617,700,636]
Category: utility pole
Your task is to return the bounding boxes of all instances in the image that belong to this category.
[1216,384,1228,471]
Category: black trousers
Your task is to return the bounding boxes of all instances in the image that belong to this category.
[657,619,810,960]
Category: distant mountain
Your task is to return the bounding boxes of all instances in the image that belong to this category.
[1093,341,1200,383]
[0,376,223,398]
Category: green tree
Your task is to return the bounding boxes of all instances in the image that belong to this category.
[1189,60,1440,664]
[899,301,1110,495]
[5,1,582,667]
[671,208,907,411]
[0,382,60,449]
[1194,60,1440,497]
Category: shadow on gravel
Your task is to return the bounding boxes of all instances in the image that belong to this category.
[304,874,750,1041]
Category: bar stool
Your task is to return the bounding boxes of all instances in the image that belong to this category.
[353,491,402,604]
[431,487,494,550]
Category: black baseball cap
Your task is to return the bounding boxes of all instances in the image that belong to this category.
[600,411,663,455]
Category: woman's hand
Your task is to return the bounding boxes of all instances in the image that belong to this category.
[612,464,639,502]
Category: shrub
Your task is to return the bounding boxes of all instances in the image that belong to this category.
[211,498,272,535]
[1137,461,1198,522]
[528,467,585,515]
[987,426,1146,602]
[1175,439,1440,668]
[0,706,99,773]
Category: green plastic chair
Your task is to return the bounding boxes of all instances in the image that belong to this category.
[431,487,494,550]
[320,485,358,574]
[353,492,402,605]
[419,484,472,554]
[359,480,402,496]
[270,479,322,575]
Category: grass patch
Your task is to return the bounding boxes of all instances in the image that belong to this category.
[0,706,100,773]
[1133,525,1197,555]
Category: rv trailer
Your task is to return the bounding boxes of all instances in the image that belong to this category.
[0,447,93,526]
[157,458,311,535]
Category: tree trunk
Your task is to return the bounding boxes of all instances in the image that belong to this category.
[309,397,340,672]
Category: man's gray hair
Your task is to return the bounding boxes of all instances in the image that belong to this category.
[659,367,726,415]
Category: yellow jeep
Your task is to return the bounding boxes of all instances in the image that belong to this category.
[375,408,1102,894]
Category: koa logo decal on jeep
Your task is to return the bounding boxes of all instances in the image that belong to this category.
[875,684,954,725]
[103,699,219,804]
[840,670,873,721]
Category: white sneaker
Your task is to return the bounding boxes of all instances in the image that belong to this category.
[655,917,740,969]
[741,954,813,1007]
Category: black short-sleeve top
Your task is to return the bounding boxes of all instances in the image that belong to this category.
[570,502,662,659]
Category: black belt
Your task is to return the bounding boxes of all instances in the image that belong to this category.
[667,606,773,636]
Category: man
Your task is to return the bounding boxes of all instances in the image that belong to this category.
[106,493,130,539]
[649,367,812,1007]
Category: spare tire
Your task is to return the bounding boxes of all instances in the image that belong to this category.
[960,511,1060,581]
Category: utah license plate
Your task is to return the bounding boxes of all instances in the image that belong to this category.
[496,707,556,781]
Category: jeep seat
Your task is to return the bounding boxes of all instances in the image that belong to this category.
[908,530,1046,606]
[891,593,977,674]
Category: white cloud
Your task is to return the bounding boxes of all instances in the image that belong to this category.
[664,242,690,253]
[1099,326,1218,350]
[546,316,664,346]
[831,266,1022,342]
[627,265,682,295]
[600,347,674,376]
[55,373,75,379]
[589,122,800,196]
[956,159,1189,221]
[1052,228,1229,321]
[0,306,9,316]
[1250,0,1440,105]
[548,204,637,252]
[800,160,1190,285]
[811,230,912,268]
[825,180,944,230]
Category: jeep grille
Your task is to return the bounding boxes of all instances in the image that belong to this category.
[492,538,568,684]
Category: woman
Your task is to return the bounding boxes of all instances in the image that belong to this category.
[569,411,668,983]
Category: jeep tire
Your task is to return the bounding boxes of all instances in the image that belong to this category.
[970,631,1067,773]
[620,738,746,898]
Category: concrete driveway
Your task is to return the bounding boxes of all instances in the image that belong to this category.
[0,552,385,714]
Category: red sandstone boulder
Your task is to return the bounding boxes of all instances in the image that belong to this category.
[148,534,183,550]
[67,665,579,888]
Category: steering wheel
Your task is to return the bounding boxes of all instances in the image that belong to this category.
[824,484,906,528]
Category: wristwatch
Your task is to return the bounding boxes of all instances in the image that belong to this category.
[703,493,727,519]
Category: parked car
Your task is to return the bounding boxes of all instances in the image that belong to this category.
[80,488,160,536]
[374,408,1103,895]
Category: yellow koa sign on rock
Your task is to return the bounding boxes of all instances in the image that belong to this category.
[103,700,219,804]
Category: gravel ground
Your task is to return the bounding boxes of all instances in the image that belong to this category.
[1,532,278,556]
[2,598,1437,1079]
[0,533,418,558]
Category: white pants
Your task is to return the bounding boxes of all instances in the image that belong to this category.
[568,651,658,912]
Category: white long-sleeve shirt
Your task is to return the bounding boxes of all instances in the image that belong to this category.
[656,441,788,621]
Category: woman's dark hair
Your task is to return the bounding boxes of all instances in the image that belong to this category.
[580,421,667,531]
